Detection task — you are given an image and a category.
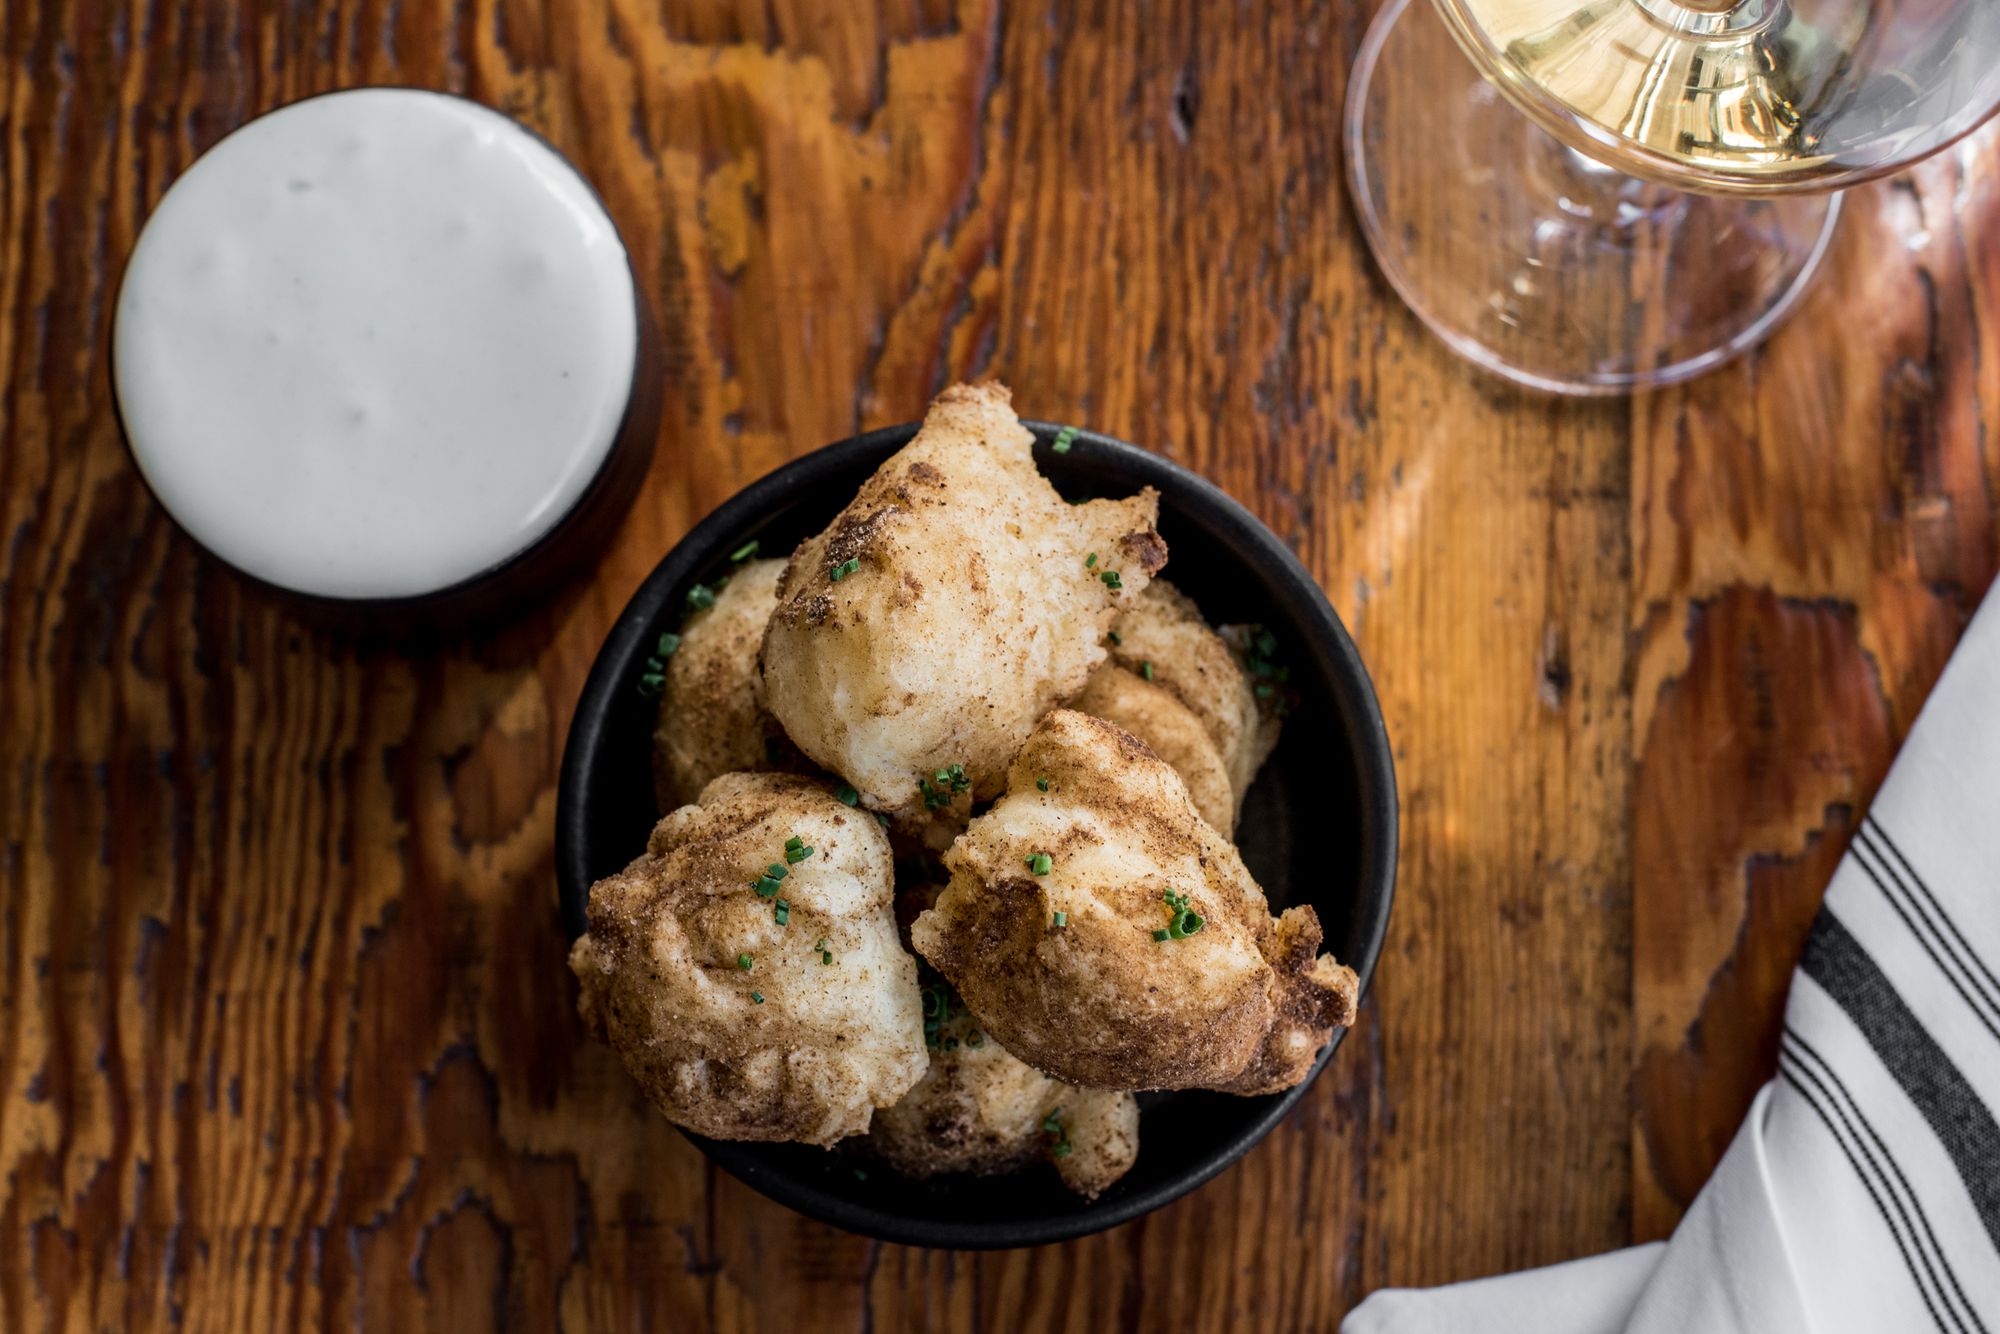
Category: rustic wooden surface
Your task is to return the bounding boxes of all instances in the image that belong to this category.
[3,0,1997,1329]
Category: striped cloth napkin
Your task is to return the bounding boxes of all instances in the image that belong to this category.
[1347,582,2000,1334]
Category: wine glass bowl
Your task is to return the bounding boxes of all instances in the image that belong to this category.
[1347,0,2000,394]
[1433,0,2000,193]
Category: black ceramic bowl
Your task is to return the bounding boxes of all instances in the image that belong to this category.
[556,422,1397,1249]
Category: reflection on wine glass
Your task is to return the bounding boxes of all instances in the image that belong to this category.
[1346,0,2000,394]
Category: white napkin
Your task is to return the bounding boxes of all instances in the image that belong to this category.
[1346,581,2000,1334]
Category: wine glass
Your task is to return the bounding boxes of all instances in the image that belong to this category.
[1346,0,2000,394]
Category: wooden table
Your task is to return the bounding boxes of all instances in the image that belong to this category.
[4,2,1996,1328]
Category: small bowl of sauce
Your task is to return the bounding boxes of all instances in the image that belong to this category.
[112,88,658,632]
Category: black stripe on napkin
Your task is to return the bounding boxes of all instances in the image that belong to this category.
[1799,911,2000,1255]
[1783,1030,1989,1334]
[1778,1058,1955,1334]
[1849,832,2000,1047]
[1863,817,2000,1029]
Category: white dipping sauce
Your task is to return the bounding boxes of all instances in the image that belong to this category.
[114,89,639,600]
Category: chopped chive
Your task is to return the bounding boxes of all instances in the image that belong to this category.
[729,539,760,563]
[736,952,754,971]
[774,900,790,926]
[919,763,970,810]
[875,811,891,828]
[1099,570,1122,591]
[1036,776,1050,792]
[1152,928,1172,942]
[637,674,664,697]
[754,877,781,897]
[786,843,814,864]
[645,656,664,673]
[1052,1140,1073,1158]
[835,783,859,807]
[1140,659,1154,681]
[821,951,833,965]
[1255,682,1275,698]
[1085,552,1098,568]
[829,558,861,582]
[967,1030,985,1047]
[686,582,716,612]
[786,836,804,851]
[766,863,788,881]
[1042,1110,1063,1135]
[1052,910,1067,928]
[1026,852,1053,876]
[656,631,682,657]
[1107,630,1122,646]
[750,990,765,1004]
[1051,425,1079,454]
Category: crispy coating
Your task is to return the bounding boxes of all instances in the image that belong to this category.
[911,710,1356,1093]
[1068,664,1235,834]
[1052,1085,1141,1198]
[869,885,1140,1197]
[866,1001,1140,1198]
[1102,582,1278,826]
[569,773,926,1146]
[761,382,1166,830]
[651,558,800,812]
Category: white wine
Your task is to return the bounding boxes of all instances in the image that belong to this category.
[1435,0,2000,190]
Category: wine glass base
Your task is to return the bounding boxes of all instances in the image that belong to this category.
[1345,0,1842,396]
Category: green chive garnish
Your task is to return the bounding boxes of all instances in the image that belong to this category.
[1036,776,1050,792]
[1052,1141,1073,1157]
[1052,911,1067,928]
[766,863,788,881]
[836,783,859,807]
[875,811,891,828]
[774,900,790,926]
[1026,852,1052,876]
[730,539,760,563]
[750,991,764,1004]
[1085,552,1097,568]
[829,558,861,582]
[657,632,681,657]
[754,877,781,897]
[786,843,813,864]
[967,1030,985,1047]
[1152,928,1171,942]
[1099,570,1122,591]
[637,674,664,697]
[1051,425,1079,454]
[1108,630,1122,646]
[686,583,716,612]
[737,952,754,971]
[1140,660,1154,681]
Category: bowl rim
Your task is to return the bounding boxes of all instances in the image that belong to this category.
[555,420,1398,1249]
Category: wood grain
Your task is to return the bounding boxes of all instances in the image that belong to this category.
[1,1,1996,1329]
